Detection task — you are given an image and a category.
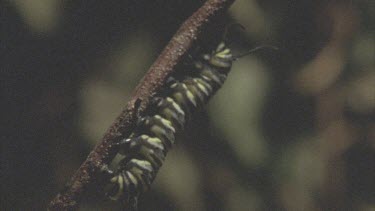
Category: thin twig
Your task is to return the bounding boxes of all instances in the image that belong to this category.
[48,0,235,210]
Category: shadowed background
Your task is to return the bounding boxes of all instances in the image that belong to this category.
[1,0,374,210]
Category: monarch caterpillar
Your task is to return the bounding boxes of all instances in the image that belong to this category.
[101,27,275,203]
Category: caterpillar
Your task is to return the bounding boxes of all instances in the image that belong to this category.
[100,30,273,203]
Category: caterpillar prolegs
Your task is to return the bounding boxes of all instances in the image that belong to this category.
[102,41,234,202]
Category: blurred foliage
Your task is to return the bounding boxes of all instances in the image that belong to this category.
[1,0,374,210]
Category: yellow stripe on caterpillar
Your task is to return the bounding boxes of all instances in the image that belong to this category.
[181,84,197,107]
[166,97,185,117]
[154,115,175,133]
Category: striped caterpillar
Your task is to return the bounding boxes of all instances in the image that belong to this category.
[100,32,272,203]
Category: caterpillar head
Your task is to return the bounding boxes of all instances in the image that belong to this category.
[105,171,138,201]
[203,42,233,70]
[105,175,122,200]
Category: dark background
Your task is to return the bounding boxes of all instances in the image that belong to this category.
[1,0,374,210]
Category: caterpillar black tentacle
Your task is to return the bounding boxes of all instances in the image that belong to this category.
[102,40,234,202]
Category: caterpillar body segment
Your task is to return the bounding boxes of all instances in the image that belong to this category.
[118,135,165,169]
[168,80,196,116]
[184,78,208,107]
[135,115,176,149]
[153,97,186,129]
[122,159,154,191]
[200,67,227,88]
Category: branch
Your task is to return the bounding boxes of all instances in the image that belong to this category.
[48,0,236,210]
